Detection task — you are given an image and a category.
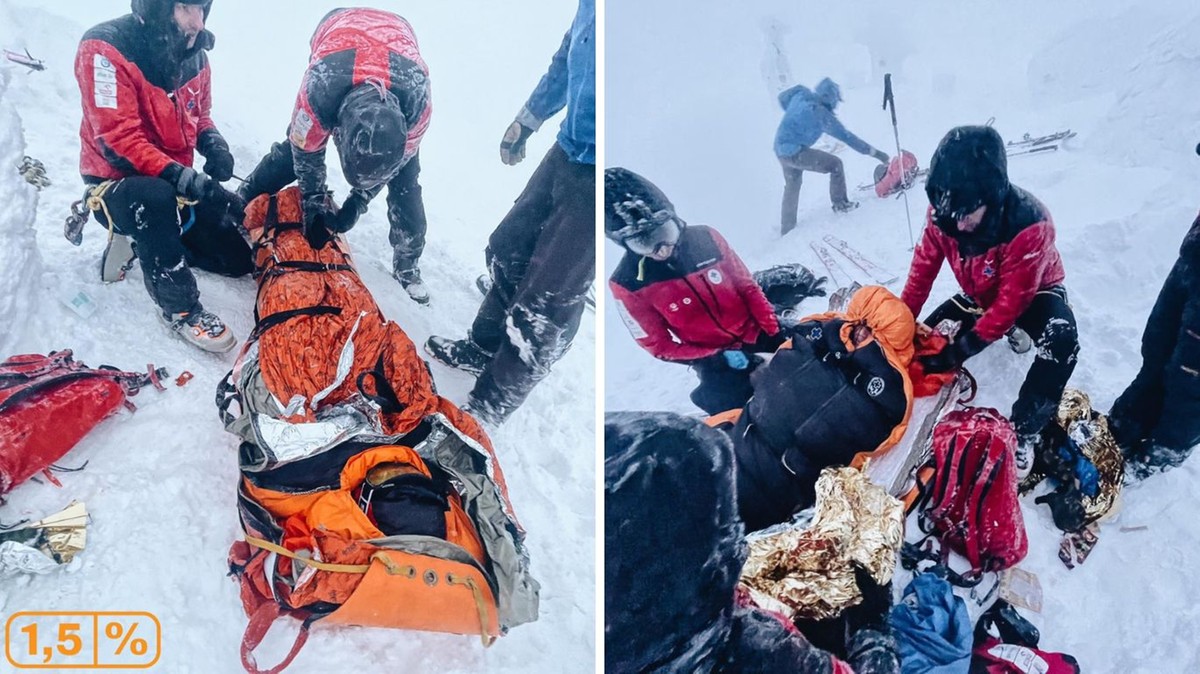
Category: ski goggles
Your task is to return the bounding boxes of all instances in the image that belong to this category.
[932,192,986,223]
[624,218,682,257]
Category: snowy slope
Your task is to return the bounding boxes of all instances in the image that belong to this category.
[607,1,1200,671]
[0,2,594,672]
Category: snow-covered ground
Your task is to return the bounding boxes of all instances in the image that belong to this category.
[0,2,594,672]
[607,1,1200,671]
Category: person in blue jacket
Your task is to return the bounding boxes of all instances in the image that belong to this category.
[776,78,890,235]
[425,0,595,427]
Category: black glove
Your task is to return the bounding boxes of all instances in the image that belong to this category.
[844,566,892,634]
[162,163,214,201]
[872,148,890,164]
[499,120,534,165]
[919,329,990,373]
[330,191,370,233]
[301,191,337,249]
[198,129,235,182]
[795,318,850,360]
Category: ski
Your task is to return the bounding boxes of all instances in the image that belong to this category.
[823,235,899,285]
[3,48,46,72]
[809,241,852,289]
[1006,130,1074,148]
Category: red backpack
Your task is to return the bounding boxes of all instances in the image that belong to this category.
[0,351,165,496]
[874,150,920,197]
[920,406,1027,577]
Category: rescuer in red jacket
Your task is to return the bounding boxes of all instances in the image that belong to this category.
[238,8,434,304]
[74,0,251,353]
[901,125,1079,478]
[606,168,783,414]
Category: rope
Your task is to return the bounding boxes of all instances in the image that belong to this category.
[447,574,497,647]
[84,180,198,243]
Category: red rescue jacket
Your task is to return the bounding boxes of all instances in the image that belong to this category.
[288,8,431,163]
[75,15,215,181]
[901,186,1066,343]
[609,226,779,361]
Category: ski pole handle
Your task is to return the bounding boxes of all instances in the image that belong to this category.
[883,73,898,127]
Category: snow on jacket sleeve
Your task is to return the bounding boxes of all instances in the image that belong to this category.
[973,220,1056,342]
[821,107,875,156]
[76,40,179,178]
[516,31,570,130]
[610,280,721,362]
[901,212,947,322]
[711,228,780,337]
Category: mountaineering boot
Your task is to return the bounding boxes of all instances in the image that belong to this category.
[394,267,431,305]
[831,200,860,214]
[424,336,493,377]
[1015,433,1039,482]
[100,234,136,283]
[160,307,237,353]
[1006,326,1033,354]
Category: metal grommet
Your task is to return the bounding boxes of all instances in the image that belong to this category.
[407,567,417,579]
[424,569,438,586]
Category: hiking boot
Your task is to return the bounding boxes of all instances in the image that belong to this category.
[425,336,493,377]
[160,307,237,353]
[394,268,431,305]
[1006,326,1033,354]
[831,200,860,214]
[1015,434,1038,482]
[100,234,136,283]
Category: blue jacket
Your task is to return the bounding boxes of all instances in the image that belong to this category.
[517,0,595,165]
[890,573,973,674]
[774,84,875,159]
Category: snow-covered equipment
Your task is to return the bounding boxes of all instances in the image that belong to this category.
[221,188,538,673]
[3,48,45,72]
[16,155,49,190]
[0,351,167,497]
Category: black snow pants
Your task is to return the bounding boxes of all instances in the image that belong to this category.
[89,176,252,314]
[239,140,428,274]
[688,331,789,416]
[924,286,1079,437]
[467,144,595,424]
[1110,256,1200,475]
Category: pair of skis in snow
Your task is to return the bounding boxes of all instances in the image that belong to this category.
[810,235,899,290]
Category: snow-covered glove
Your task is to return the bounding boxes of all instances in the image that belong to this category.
[500,121,535,166]
[723,350,750,370]
[330,190,370,233]
[844,565,892,634]
[197,129,235,182]
[301,191,338,249]
[871,148,890,165]
[919,329,989,374]
[161,163,214,201]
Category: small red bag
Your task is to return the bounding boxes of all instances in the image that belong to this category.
[972,637,1081,673]
[875,150,920,198]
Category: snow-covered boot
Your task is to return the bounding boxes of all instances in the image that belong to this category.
[424,336,493,376]
[1015,433,1039,482]
[100,234,136,283]
[831,200,860,214]
[1006,326,1033,354]
[475,273,492,297]
[394,267,431,305]
[160,307,237,353]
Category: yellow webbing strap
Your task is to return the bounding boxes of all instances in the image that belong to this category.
[637,255,647,282]
[244,536,371,574]
[447,574,498,647]
[85,180,198,243]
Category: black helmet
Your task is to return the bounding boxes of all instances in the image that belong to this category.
[604,168,680,244]
[926,125,1010,224]
[132,0,212,25]
[333,83,408,189]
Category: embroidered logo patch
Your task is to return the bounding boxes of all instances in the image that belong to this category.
[808,326,823,341]
[668,303,679,312]
[290,109,314,147]
[614,299,648,339]
[93,54,118,109]
[867,377,885,397]
[682,298,692,305]
[708,269,723,284]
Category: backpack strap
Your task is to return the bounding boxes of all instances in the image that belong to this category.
[239,603,315,674]
[252,306,343,340]
[355,353,408,415]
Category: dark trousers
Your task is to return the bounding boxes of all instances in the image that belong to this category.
[924,287,1079,437]
[468,144,595,423]
[1110,258,1200,469]
[239,139,428,273]
[90,176,252,314]
[688,331,789,416]
[780,148,847,235]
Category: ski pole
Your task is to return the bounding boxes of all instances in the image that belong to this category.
[883,73,916,249]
